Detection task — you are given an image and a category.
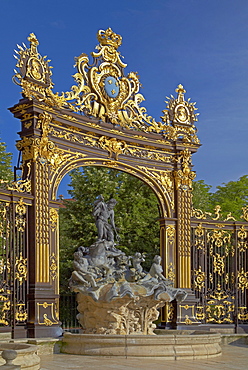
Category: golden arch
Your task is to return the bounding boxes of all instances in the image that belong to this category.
[52,158,172,218]
[8,29,200,337]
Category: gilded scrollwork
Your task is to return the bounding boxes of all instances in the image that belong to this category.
[138,166,174,210]
[157,84,199,143]
[193,266,205,290]
[237,268,248,291]
[15,303,28,322]
[15,198,27,232]
[192,208,212,219]
[241,205,248,221]
[207,229,232,256]
[37,302,59,326]
[0,292,11,326]
[13,30,199,143]
[174,149,196,191]
[0,202,10,237]
[7,162,31,193]
[98,136,127,159]
[213,253,225,276]
[15,253,27,284]
[238,307,248,321]
[16,112,86,171]
[166,225,176,244]
[49,125,172,163]
[196,306,205,320]
[237,225,248,252]
[49,208,58,232]
[205,285,234,324]
[194,224,205,250]
[50,253,58,281]
[192,205,237,221]
[167,262,176,284]
[13,33,53,90]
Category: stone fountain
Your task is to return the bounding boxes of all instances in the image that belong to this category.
[61,196,222,359]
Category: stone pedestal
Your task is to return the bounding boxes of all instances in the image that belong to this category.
[77,292,167,335]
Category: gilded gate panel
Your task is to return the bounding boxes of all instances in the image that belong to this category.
[0,197,29,330]
[191,209,248,325]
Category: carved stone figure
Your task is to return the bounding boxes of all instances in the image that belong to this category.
[93,195,119,242]
[70,248,97,288]
[69,196,187,335]
[149,255,167,281]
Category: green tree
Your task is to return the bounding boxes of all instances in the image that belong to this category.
[59,166,160,292]
[192,180,213,211]
[211,175,248,220]
[0,140,13,183]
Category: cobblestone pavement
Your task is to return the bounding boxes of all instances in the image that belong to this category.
[40,343,248,369]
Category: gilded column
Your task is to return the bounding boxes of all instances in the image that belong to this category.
[35,161,50,283]
[174,148,195,289]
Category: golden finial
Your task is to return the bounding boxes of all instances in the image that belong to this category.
[175,84,186,102]
[27,33,39,46]
[175,84,186,95]
[97,28,122,49]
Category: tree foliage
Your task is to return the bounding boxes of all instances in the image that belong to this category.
[192,176,248,220]
[59,167,160,292]
[192,180,213,212]
[0,140,13,183]
[211,175,248,220]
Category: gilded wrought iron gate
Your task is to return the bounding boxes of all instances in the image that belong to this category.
[191,207,248,325]
[0,195,30,337]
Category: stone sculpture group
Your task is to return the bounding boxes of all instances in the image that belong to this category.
[70,196,187,335]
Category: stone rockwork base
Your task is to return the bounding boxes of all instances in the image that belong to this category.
[61,332,222,360]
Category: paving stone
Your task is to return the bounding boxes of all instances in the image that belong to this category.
[40,344,248,370]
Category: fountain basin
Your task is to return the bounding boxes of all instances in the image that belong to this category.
[0,343,40,369]
[61,331,222,360]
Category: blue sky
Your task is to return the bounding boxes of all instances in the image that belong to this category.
[1,0,248,196]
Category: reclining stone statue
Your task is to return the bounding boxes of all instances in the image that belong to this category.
[69,195,187,335]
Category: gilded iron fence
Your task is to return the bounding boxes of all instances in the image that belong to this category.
[59,293,79,332]
[191,207,248,325]
[0,196,29,335]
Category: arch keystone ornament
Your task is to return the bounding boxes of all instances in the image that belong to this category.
[8,28,201,337]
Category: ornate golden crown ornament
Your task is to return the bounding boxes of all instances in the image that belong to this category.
[13,28,199,143]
